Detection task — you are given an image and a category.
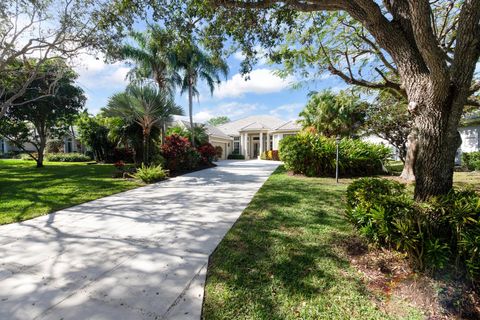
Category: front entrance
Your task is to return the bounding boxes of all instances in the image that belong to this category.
[253,142,259,158]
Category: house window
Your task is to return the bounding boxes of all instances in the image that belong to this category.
[233,141,240,153]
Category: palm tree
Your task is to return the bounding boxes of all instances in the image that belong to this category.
[177,42,228,147]
[299,90,367,137]
[104,84,183,164]
[120,25,181,96]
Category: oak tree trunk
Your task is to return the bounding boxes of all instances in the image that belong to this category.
[399,131,417,182]
[36,136,46,168]
[408,82,464,201]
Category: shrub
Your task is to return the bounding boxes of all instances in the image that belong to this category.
[111,148,134,163]
[347,177,480,281]
[197,143,217,164]
[161,134,201,172]
[19,153,35,161]
[133,164,167,183]
[45,153,91,162]
[46,139,63,153]
[228,153,245,160]
[279,131,390,177]
[260,150,280,161]
[462,151,480,171]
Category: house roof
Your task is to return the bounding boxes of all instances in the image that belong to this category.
[205,124,233,140]
[275,119,302,131]
[217,115,288,136]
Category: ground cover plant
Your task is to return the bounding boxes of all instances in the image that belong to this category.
[0,159,141,224]
[346,178,480,281]
[133,163,168,183]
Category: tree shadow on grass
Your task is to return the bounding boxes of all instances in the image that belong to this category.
[203,167,385,320]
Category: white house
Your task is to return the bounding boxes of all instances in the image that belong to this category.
[216,115,302,159]
[1,129,83,155]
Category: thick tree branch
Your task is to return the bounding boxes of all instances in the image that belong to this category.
[452,0,480,88]
[406,0,448,77]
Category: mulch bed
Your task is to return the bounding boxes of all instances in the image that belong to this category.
[334,235,480,319]
[168,163,217,177]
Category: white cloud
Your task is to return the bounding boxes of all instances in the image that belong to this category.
[213,69,295,99]
[74,52,130,90]
[269,103,303,121]
[193,102,260,123]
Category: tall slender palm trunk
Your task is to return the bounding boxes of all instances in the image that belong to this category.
[188,77,195,148]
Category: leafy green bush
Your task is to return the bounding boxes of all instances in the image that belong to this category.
[347,178,480,281]
[133,164,168,183]
[45,153,91,162]
[279,131,390,177]
[18,153,35,161]
[462,151,480,171]
[227,153,245,160]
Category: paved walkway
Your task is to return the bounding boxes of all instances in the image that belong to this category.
[0,160,280,320]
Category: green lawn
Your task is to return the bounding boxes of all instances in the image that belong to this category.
[203,167,424,320]
[203,166,480,319]
[0,159,141,224]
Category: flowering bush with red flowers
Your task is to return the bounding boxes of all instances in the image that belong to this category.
[161,134,200,171]
[197,143,217,164]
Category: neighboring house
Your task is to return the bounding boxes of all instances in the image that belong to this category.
[0,128,83,155]
[216,115,302,159]
[363,119,480,165]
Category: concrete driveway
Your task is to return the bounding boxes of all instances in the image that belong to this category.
[0,160,280,320]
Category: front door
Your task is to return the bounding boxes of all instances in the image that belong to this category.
[253,142,259,158]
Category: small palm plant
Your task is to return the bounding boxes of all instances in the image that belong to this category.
[104,84,183,164]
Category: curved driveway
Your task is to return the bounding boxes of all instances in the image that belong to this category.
[0,160,280,320]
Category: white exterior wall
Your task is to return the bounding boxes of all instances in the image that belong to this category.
[459,126,480,153]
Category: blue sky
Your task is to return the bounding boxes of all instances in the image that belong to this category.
[74,45,349,123]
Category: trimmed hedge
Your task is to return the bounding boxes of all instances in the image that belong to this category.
[45,153,91,162]
[227,153,245,160]
[347,178,480,281]
[462,151,480,171]
[279,132,390,177]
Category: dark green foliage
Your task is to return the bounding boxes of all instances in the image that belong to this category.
[347,178,480,281]
[462,152,480,171]
[227,154,245,160]
[76,114,116,162]
[279,131,390,177]
[45,153,92,162]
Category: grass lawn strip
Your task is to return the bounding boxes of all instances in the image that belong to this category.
[0,159,141,224]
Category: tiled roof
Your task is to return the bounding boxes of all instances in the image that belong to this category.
[205,124,232,140]
[275,119,302,131]
[217,115,286,136]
